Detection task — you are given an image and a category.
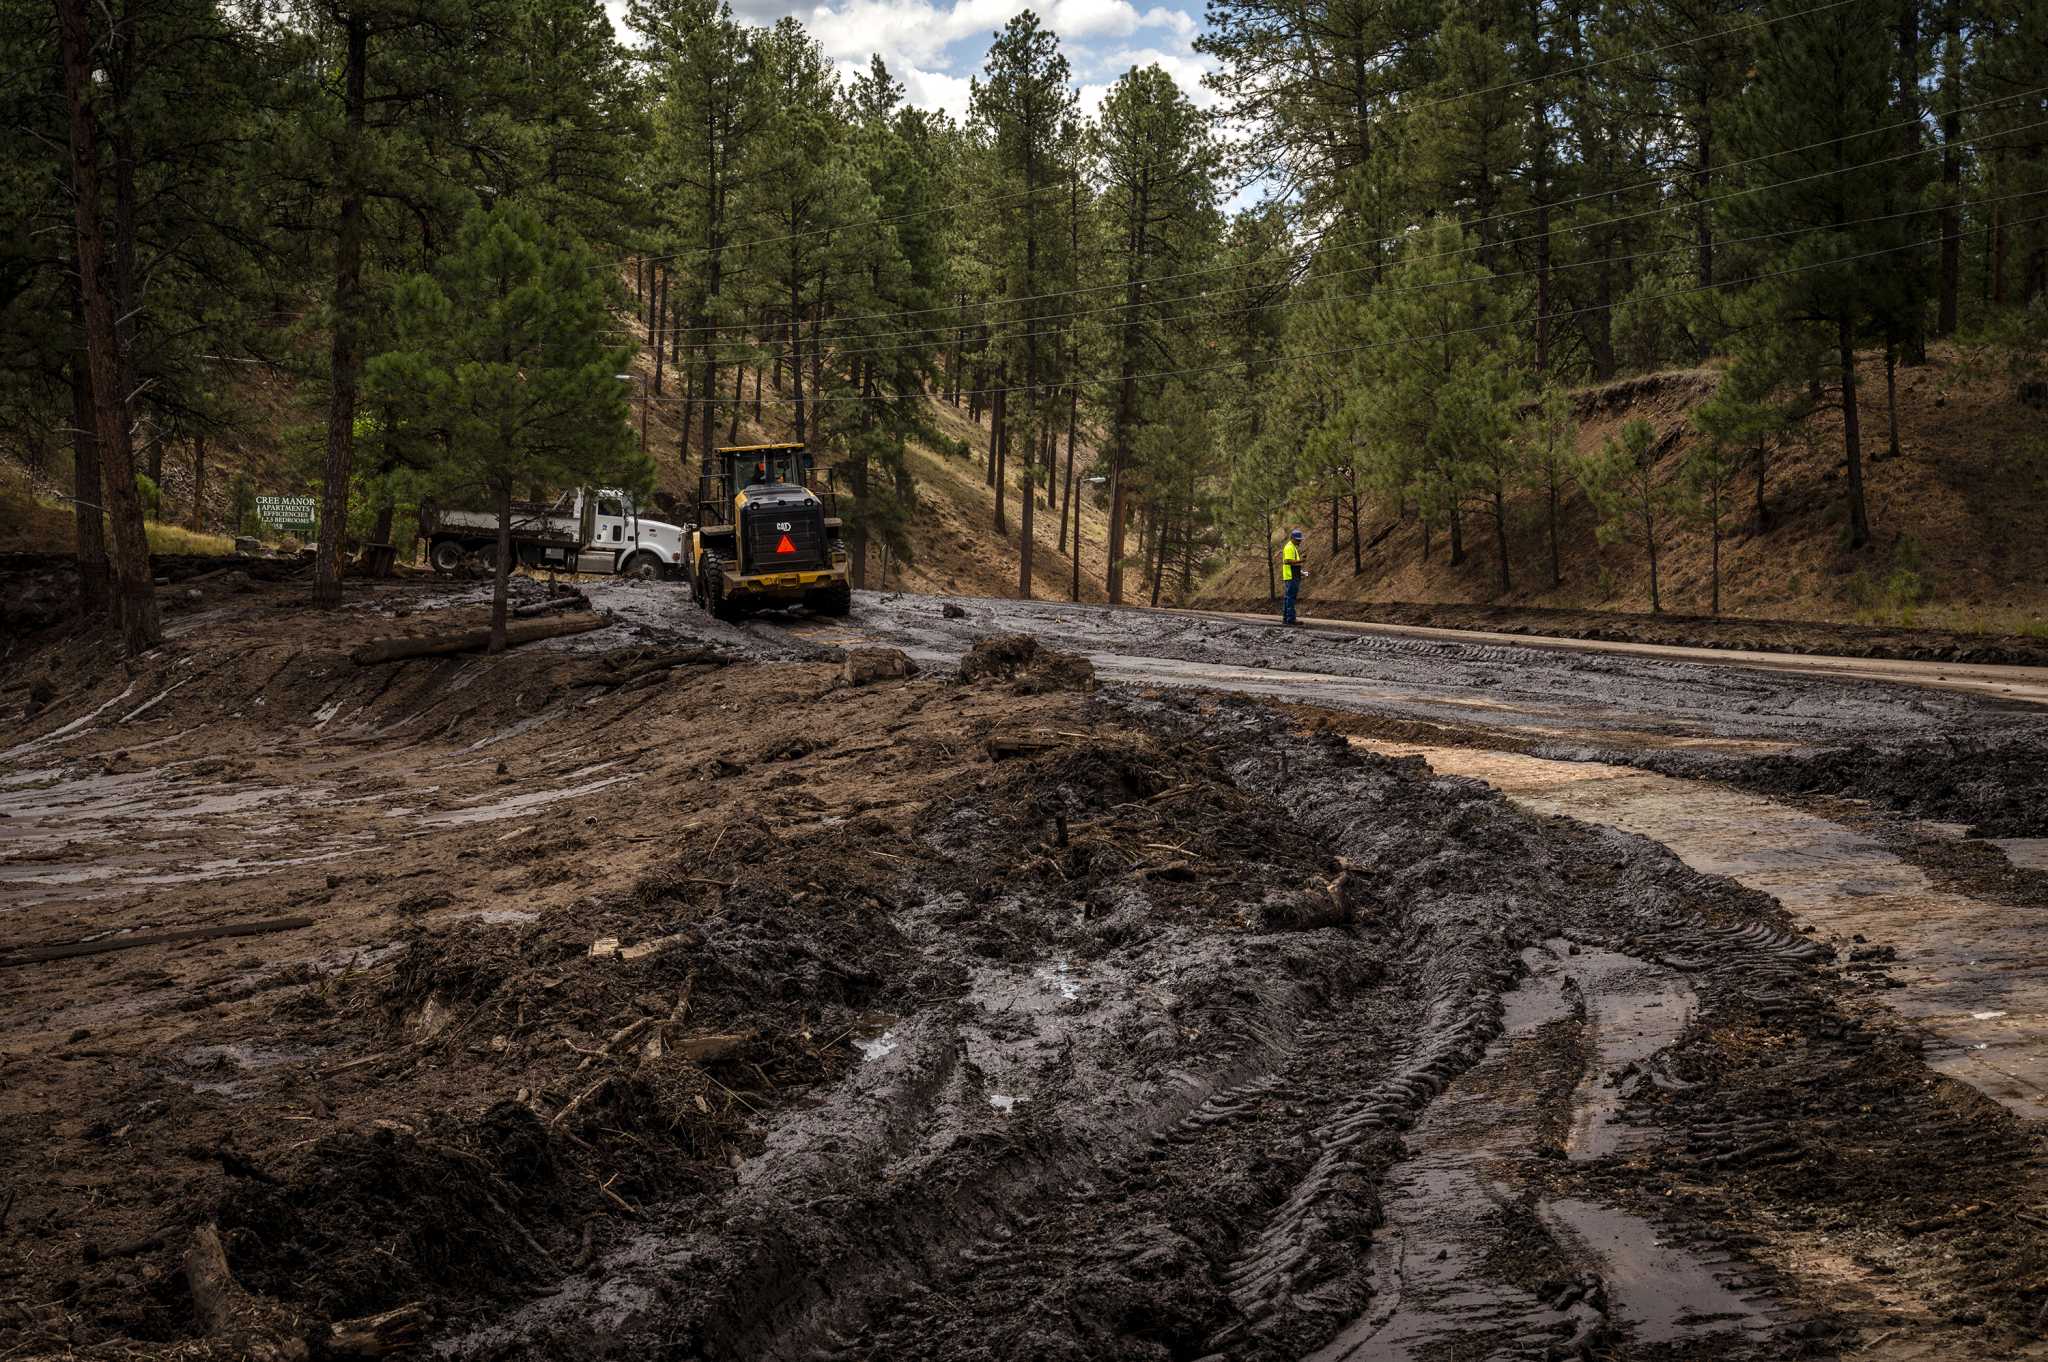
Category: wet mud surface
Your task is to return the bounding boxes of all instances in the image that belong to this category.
[1195,595,2048,667]
[6,575,2048,1360]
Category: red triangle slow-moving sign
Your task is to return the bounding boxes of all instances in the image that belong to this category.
[775,533,797,555]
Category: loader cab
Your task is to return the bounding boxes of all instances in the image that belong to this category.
[700,444,817,522]
[689,443,852,618]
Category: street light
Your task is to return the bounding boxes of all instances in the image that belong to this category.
[616,373,647,453]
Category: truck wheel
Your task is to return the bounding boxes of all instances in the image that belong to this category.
[623,553,662,582]
[429,538,465,574]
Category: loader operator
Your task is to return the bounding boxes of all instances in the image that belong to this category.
[750,460,771,486]
[1281,528,1304,626]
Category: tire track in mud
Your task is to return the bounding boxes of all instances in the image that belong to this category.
[440,700,1870,1362]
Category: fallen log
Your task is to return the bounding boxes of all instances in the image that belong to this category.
[350,611,606,665]
[511,593,589,619]
[0,915,314,967]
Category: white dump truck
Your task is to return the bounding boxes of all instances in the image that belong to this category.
[418,488,688,580]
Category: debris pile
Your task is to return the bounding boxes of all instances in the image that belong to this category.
[957,633,1096,693]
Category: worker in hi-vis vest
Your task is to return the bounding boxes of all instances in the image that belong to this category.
[1280,529,1304,626]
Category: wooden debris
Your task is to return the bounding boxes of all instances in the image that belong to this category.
[987,734,1063,760]
[1,915,314,968]
[511,593,589,619]
[349,611,606,665]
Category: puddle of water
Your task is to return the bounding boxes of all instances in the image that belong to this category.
[1357,740,2048,1121]
[1033,957,1082,1001]
[1315,943,1766,1361]
[172,1043,309,1100]
[988,1093,1019,1112]
[1991,839,2048,872]
[856,1029,898,1062]
[1553,942,1696,1162]
[1540,1197,1768,1344]
[1312,947,1582,1361]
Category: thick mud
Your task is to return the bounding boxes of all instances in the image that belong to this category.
[1195,596,2048,667]
[847,590,2048,749]
[8,575,2048,1360]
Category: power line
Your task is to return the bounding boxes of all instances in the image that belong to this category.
[606,114,2045,367]
[627,215,2042,408]
[627,79,2045,344]
[623,185,2039,371]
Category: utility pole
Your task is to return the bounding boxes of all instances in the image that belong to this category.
[617,373,648,454]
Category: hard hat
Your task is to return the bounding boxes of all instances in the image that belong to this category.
[1289,529,1303,541]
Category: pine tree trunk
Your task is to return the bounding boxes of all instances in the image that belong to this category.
[809,301,823,438]
[1348,481,1362,575]
[1149,509,1167,608]
[370,495,395,551]
[1885,342,1901,460]
[992,364,1008,536]
[651,269,665,396]
[1754,437,1771,531]
[1546,476,1561,588]
[58,0,156,652]
[1058,383,1076,553]
[1645,502,1661,613]
[726,366,741,443]
[1710,514,1722,616]
[66,282,110,617]
[1265,515,1276,601]
[1449,504,1466,566]
[1838,317,1871,549]
[788,303,804,442]
[189,433,206,532]
[1069,469,1081,603]
[1694,102,1713,291]
[1492,486,1510,595]
[1329,495,1337,555]
[489,482,512,652]
[1591,224,1617,380]
[1019,433,1035,601]
[1106,464,1126,605]
[679,365,694,456]
[313,13,368,612]
[1991,196,2007,306]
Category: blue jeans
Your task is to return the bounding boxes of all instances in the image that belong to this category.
[1282,574,1299,623]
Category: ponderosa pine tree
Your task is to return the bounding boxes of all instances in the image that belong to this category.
[1088,62,1216,602]
[366,204,646,649]
[1722,0,1934,550]
[1581,416,1677,611]
[972,11,1075,597]
[1334,217,1524,576]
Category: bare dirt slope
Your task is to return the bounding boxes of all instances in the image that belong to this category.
[1200,344,2048,634]
[8,575,2048,1360]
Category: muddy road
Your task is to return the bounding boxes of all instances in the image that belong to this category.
[4,574,2048,1362]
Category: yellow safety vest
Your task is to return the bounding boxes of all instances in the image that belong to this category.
[1281,539,1301,581]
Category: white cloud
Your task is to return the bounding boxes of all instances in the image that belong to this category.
[900,64,977,120]
[616,0,1212,126]
[1090,45,1220,108]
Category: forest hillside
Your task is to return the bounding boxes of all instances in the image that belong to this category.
[1199,340,2048,633]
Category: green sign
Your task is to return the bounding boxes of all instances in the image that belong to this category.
[256,495,317,533]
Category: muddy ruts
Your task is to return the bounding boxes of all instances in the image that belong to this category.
[1195,735,1529,1357]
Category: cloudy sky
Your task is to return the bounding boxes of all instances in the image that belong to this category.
[606,0,1219,123]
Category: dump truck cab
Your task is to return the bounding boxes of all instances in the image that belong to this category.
[689,443,852,620]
